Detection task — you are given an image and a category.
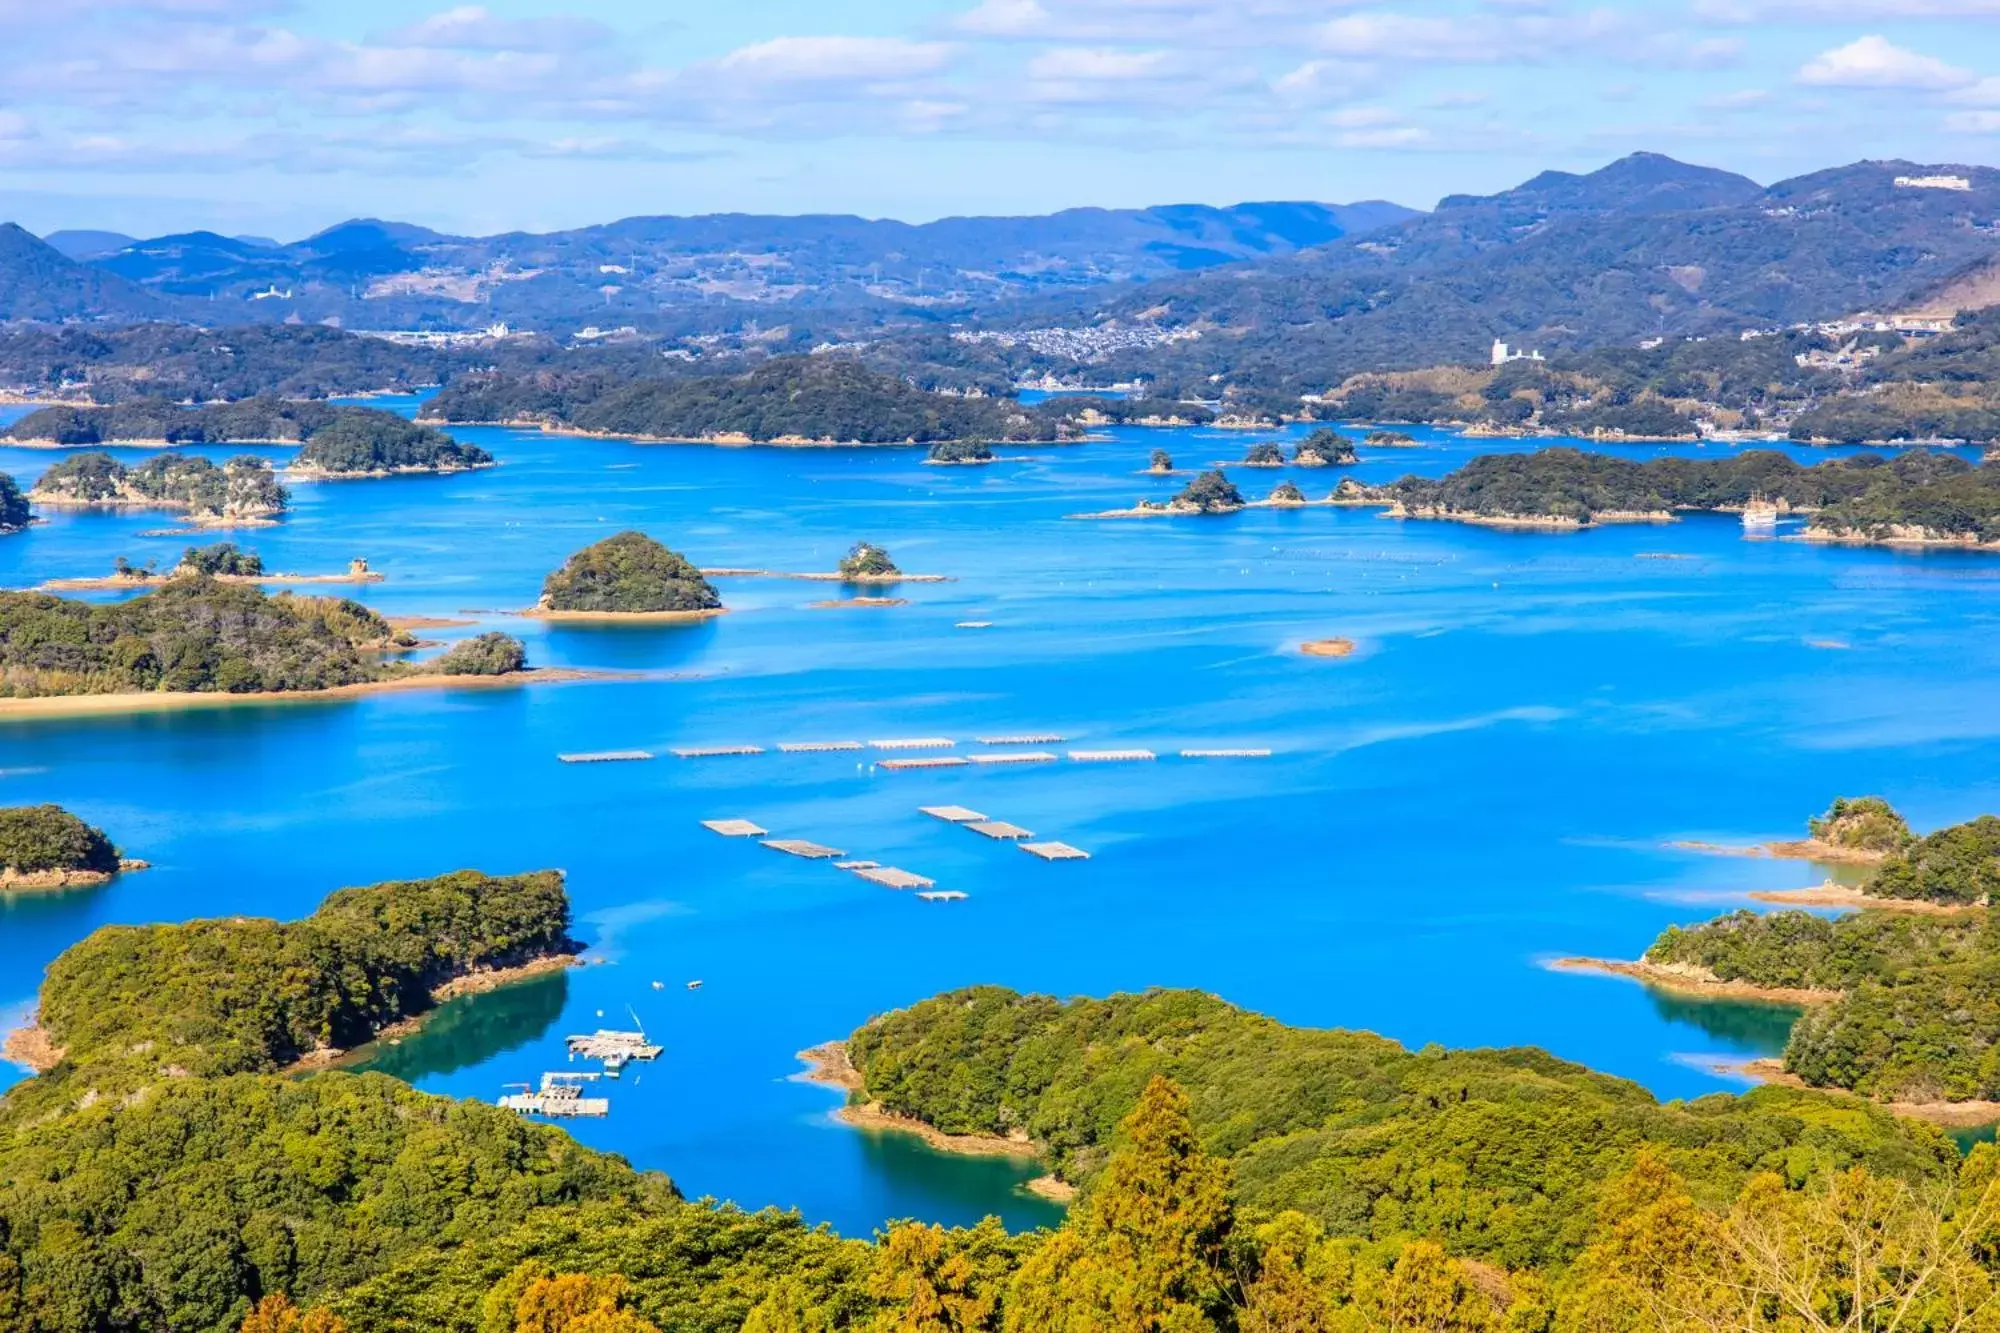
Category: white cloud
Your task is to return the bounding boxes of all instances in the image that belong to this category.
[1945,109,2000,131]
[1699,0,2000,19]
[1027,47,1173,80]
[1271,59,1371,104]
[377,7,614,53]
[956,0,1051,36]
[715,36,957,85]
[1796,35,1974,89]
[1701,88,1770,109]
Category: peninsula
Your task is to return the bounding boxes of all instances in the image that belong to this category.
[532,531,724,620]
[37,544,383,591]
[0,578,533,708]
[29,451,288,525]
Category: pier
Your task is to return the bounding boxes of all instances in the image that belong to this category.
[701,819,768,837]
[672,745,765,759]
[1022,841,1091,861]
[762,838,846,859]
[558,750,654,764]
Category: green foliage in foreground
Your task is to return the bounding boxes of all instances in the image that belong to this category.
[843,986,1955,1271]
[0,803,118,875]
[38,869,573,1077]
[540,532,720,614]
[0,579,402,697]
[0,472,26,531]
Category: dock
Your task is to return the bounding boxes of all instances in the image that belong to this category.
[967,752,1058,766]
[850,866,937,890]
[835,859,880,870]
[966,820,1034,840]
[1022,841,1091,861]
[978,734,1066,745]
[955,622,993,629]
[762,838,846,859]
[701,819,768,837]
[918,890,969,902]
[920,805,988,823]
[1069,750,1155,763]
[566,1028,663,1075]
[1181,749,1273,759]
[879,757,969,771]
[501,1072,610,1118]
[870,737,956,750]
[778,741,864,753]
[672,745,765,759]
[559,750,654,764]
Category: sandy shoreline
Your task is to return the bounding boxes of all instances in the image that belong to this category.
[810,597,907,609]
[37,569,384,592]
[415,419,1068,448]
[0,857,150,895]
[0,667,617,722]
[1670,837,1888,866]
[1713,1057,2000,1127]
[1301,638,1357,658]
[1745,880,1974,916]
[1551,956,1839,1006]
[29,496,281,528]
[699,569,950,584]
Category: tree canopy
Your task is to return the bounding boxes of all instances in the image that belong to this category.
[539,532,720,614]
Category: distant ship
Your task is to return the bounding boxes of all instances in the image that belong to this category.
[1741,498,1781,529]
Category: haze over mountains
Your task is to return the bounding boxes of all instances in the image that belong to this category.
[3,153,1999,371]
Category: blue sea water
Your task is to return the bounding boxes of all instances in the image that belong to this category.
[3,405,1999,1235]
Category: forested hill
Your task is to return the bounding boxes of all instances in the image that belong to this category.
[1049,156,2000,375]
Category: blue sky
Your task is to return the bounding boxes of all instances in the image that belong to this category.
[2,0,1999,239]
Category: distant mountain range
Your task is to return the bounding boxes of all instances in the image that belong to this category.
[1,201,1419,333]
[1054,154,2000,373]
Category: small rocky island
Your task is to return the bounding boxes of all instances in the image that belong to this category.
[0,578,532,706]
[925,439,996,465]
[1170,470,1246,514]
[1147,448,1174,475]
[0,803,144,892]
[1293,428,1358,467]
[291,416,493,478]
[1366,430,1421,448]
[536,531,723,619]
[42,544,382,591]
[29,452,289,526]
[1241,442,1285,468]
[0,474,28,534]
[1268,480,1306,506]
[837,541,901,580]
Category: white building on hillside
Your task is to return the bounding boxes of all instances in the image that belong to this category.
[1895,175,1972,191]
[1491,339,1546,367]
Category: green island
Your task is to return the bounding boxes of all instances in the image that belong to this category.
[1292,428,1356,467]
[1268,480,1306,505]
[0,802,131,891]
[926,439,996,464]
[30,451,290,525]
[1342,447,2000,546]
[291,415,492,477]
[0,578,532,703]
[1170,469,1246,514]
[422,356,1058,445]
[12,868,2000,1333]
[42,545,382,592]
[1148,447,1174,474]
[535,531,722,619]
[838,541,900,580]
[1591,799,2000,1108]
[1241,441,1285,468]
[0,473,27,533]
[1366,430,1420,448]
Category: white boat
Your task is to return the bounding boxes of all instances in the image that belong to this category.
[1741,498,1781,529]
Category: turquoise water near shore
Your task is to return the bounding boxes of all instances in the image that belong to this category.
[4,404,2000,1233]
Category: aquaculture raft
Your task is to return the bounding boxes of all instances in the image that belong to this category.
[918,890,969,902]
[977,734,1067,745]
[700,819,768,837]
[762,838,847,859]
[1181,749,1273,759]
[850,866,937,890]
[920,805,988,823]
[672,745,765,758]
[966,820,1034,841]
[967,752,1057,766]
[1021,841,1091,861]
[870,737,957,750]
[779,741,864,753]
[1068,750,1156,763]
[879,757,969,771]
[559,750,654,764]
